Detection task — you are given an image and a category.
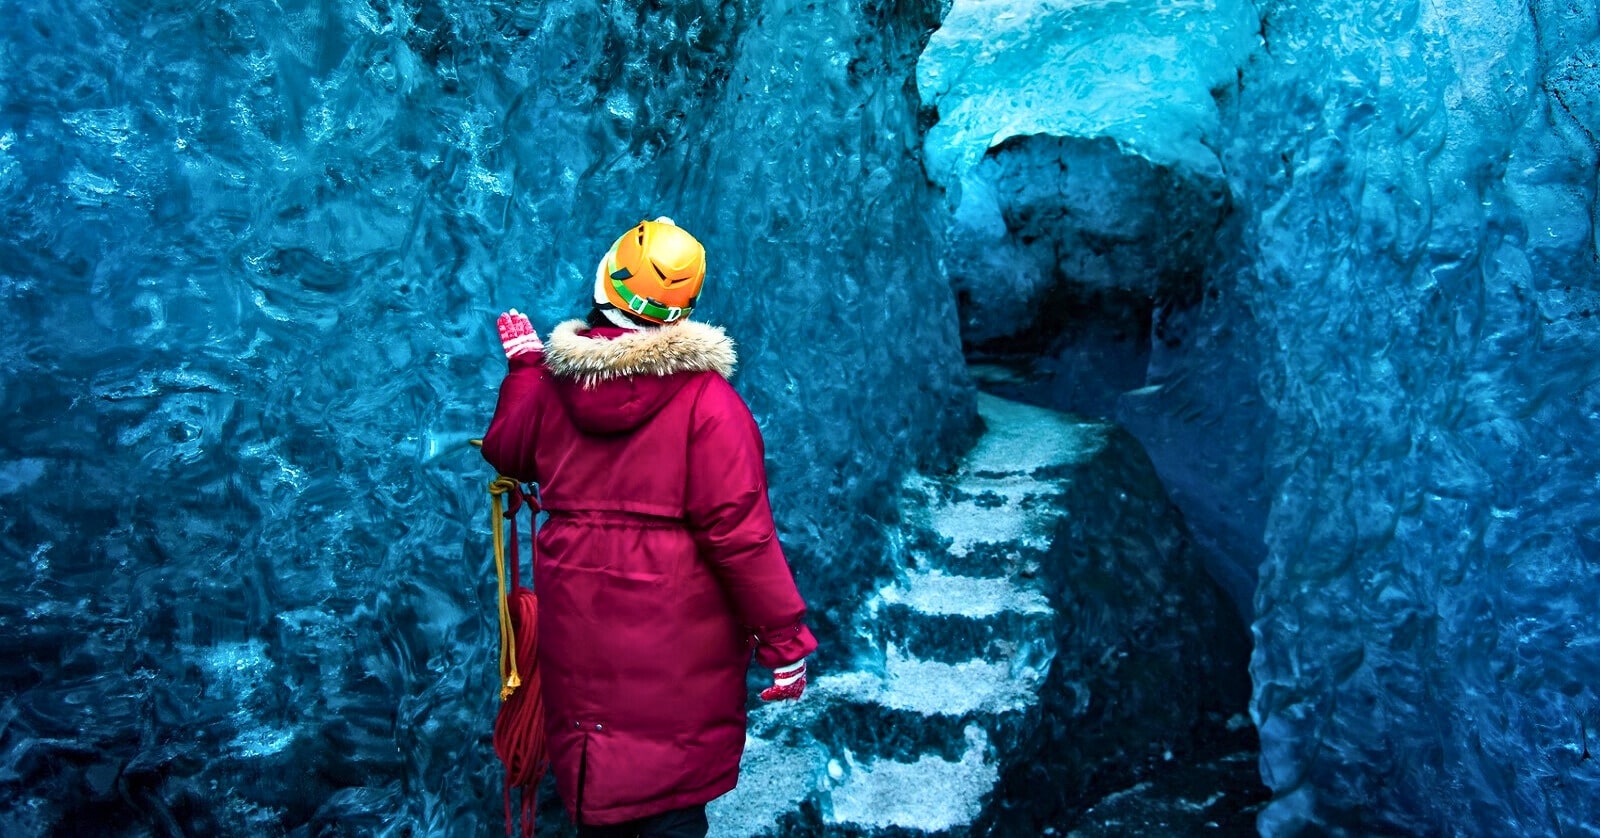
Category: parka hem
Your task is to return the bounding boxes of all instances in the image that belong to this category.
[571,774,739,827]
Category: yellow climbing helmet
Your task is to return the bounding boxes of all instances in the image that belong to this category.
[600,218,706,324]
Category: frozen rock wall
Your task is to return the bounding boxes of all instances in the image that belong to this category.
[916,0,1255,357]
[0,1,971,833]
[709,393,1254,836]
[916,0,1600,834]
[916,0,1268,619]
[1230,0,1600,833]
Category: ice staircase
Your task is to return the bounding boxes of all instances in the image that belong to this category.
[708,393,1108,836]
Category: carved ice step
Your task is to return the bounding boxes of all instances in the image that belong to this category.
[826,725,997,833]
[902,395,1108,565]
[878,568,1053,619]
[867,569,1057,663]
[903,471,1064,561]
[707,734,825,838]
[744,645,1045,763]
[709,725,1001,837]
[817,647,1045,717]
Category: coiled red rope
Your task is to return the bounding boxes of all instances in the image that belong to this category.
[489,477,547,837]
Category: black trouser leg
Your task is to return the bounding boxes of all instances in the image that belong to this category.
[575,805,709,838]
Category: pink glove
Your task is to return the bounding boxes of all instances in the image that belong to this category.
[497,309,541,358]
[760,659,807,702]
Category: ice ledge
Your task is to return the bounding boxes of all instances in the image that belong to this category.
[814,648,1042,716]
[878,569,1052,618]
[965,392,1108,476]
[827,725,996,832]
[916,0,1260,182]
[707,735,823,838]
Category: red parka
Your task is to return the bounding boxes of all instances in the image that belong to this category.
[481,319,817,826]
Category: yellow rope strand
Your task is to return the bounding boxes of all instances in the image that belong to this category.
[489,476,523,701]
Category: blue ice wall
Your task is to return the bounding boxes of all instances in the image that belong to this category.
[1226,0,1600,833]
[10,0,1599,833]
[916,0,1268,622]
[0,1,971,832]
[909,0,1600,832]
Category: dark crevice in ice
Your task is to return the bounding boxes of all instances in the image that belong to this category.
[961,285,1157,423]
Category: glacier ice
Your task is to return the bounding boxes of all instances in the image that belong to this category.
[5,0,1599,834]
[1059,0,1600,833]
[919,0,1255,358]
[917,0,1600,833]
[0,1,972,833]
[918,0,1260,185]
[1227,0,1600,833]
[710,392,1250,835]
[915,0,1268,619]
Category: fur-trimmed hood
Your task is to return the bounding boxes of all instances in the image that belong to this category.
[543,319,737,435]
[544,319,736,386]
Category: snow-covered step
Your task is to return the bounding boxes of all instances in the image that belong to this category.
[744,648,1044,737]
[901,471,1063,567]
[901,394,1109,575]
[706,735,825,838]
[879,568,1054,619]
[711,724,1004,837]
[754,648,1046,770]
[818,646,1044,718]
[826,725,997,834]
[867,569,1056,663]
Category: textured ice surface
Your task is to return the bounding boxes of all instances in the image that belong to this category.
[725,391,1250,835]
[706,735,823,838]
[878,569,1053,618]
[916,0,1255,333]
[827,725,996,832]
[816,646,1041,716]
[916,2,1600,830]
[1212,0,1600,834]
[918,0,1259,182]
[0,1,971,833]
[914,0,1258,605]
[8,0,1595,833]
[904,393,1107,557]
[915,20,1252,338]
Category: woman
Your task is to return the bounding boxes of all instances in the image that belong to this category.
[482,218,816,838]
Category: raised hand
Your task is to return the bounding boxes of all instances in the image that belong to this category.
[497,309,542,359]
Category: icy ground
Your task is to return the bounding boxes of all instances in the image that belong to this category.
[702,393,1260,836]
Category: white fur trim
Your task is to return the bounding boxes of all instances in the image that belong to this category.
[544,319,737,385]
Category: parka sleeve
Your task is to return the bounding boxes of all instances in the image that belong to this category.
[685,376,818,668]
[480,351,545,483]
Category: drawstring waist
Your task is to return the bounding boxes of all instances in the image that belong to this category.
[543,507,687,529]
